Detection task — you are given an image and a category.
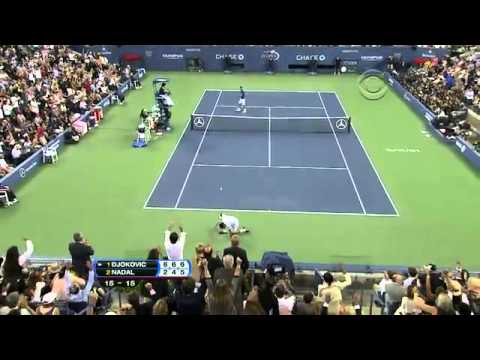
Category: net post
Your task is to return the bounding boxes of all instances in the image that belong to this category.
[348,117,352,133]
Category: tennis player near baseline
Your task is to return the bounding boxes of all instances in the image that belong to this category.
[235,86,247,114]
[217,213,250,235]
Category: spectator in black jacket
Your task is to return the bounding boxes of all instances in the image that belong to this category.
[203,245,223,281]
[257,274,279,315]
[223,235,249,274]
[68,232,94,279]
[169,277,204,315]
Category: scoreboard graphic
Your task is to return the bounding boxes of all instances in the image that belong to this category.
[94,259,192,287]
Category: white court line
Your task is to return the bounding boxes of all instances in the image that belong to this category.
[174,91,223,208]
[193,164,347,170]
[206,89,335,94]
[143,89,209,209]
[192,113,345,120]
[268,107,271,167]
[317,92,367,215]
[216,105,325,109]
[144,206,399,217]
[333,92,400,216]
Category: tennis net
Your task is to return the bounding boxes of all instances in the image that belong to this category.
[190,114,351,133]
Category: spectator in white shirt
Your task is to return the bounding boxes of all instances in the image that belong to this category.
[217,213,250,235]
[164,222,186,260]
[403,267,418,288]
[275,283,296,315]
[65,266,95,314]
[11,144,24,165]
[0,153,14,174]
[465,88,475,104]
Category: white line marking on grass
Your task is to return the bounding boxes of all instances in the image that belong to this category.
[206,89,339,94]
[174,90,223,208]
[268,107,271,167]
[193,164,347,170]
[332,92,400,216]
[144,206,399,217]
[216,105,325,109]
[317,92,367,215]
[143,89,208,209]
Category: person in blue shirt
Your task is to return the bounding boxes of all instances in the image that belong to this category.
[236,86,247,113]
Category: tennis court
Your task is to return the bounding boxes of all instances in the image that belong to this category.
[145,89,398,215]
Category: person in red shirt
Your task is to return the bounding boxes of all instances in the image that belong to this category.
[35,123,48,146]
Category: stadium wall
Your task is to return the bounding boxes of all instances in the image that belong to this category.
[384,72,480,169]
[0,69,146,188]
[71,45,448,73]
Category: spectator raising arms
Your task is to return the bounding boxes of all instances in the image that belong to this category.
[68,232,94,279]
[0,238,34,287]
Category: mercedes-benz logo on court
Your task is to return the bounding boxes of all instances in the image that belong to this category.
[19,168,26,178]
[335,118,347,130]
[193,117,205,128]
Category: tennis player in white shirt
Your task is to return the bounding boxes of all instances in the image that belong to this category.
[217,213,250,235]
[164,222,187,260]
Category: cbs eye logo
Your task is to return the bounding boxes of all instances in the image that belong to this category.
[357,69,389,100]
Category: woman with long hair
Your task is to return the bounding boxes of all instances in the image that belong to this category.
[0,239,34,287]
[203,258,242,315]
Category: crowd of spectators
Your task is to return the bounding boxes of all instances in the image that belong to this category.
[1,226,479,316]
[373,264,480,315]
[0,45,138,177]
[394,46,480,151]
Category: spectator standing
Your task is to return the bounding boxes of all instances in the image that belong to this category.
[223,234,249,274]
[274,283,296,315]
[385,274,406,315]
[203,245,223,282]
[257,275,279,315]
[204,257,242,315]
[293,292,319,315]
[68,232,94,279]
[317,270,352,304]
[169,277,204,315]
[243,286,265,315]
[0,239,34,286]
[65,263,95,314]
[403,267,418,288]
[140,248,169,301]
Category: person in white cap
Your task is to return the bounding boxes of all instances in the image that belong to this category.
[217,213,250,235]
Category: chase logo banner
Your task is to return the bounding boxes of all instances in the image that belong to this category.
[216,54,245,61]
[296,54,326,62]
